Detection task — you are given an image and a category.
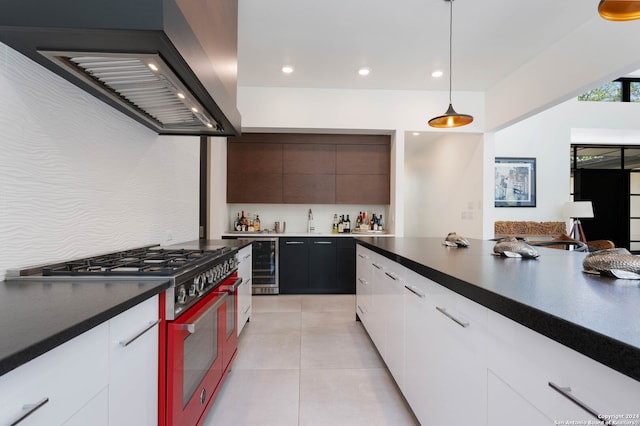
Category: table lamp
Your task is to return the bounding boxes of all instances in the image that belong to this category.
[563,201,594,243]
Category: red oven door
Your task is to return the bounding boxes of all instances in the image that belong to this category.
[167,290,227,426]
[216,274,242,370]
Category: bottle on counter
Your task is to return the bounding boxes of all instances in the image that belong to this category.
[371,213,378,231]
[338,215,344,233]
[234,212,241,231]
[378,215,383,231]
[332,214,339,233]
[255,215,261,232]
[240,210,248,231]
[345,214,351,233]
[356,212,363,229]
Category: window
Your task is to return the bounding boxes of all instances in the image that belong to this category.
[578,78,640,103]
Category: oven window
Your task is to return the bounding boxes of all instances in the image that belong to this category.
[182,307,218,407]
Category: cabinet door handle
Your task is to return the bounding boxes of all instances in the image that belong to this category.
[357,305,367,315]
[120,319,161,347]
[358,277,368,286]
[384,271,399,280]
[10,397,49,426]
[242,305,251,315]
[357,254,368,259]
[372,263,383,269]
[285,241,305,245]
[548,382,602,421]
[242,254,251,260]
[436,306,469,328]
[314,241,333,245]
[405,285,426,298]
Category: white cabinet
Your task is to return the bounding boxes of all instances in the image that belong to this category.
[356,246,373,328]
[487,310,640,425]
[404,268,488,426]
[237,244,252,336]
[0,322,109,426]
[378,256,405,390]
[108,295,159,426]
[0,295,160,426]
[403,268,436,424]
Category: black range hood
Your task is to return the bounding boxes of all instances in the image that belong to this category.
[0,0,241,136]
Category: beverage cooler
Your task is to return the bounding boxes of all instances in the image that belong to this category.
[223,236,278,294]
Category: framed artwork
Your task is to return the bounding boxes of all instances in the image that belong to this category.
[494,157,536,207]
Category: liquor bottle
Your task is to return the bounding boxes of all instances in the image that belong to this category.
[371,213,377,230]
[378,215,383,231]
[255,215,261,231]
[332,214,339,234]
[338,215,344,233]
[356,212,363,229]
[345,215,351,233]
[240,210,247,231]
[234,212,241,231]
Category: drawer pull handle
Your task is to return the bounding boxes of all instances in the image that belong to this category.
[358,278,368,286]
[436,306,469,328]
[314,241,333,245]
[285,241,304,245]
[385,271,399,281]
[357,254,367,259]
[10,397,49,426]
[548,382,601,421]
[242,254,251,260]
[405,285,426,298]
[357,305,367,314]
[120,319,161,347]
[242,305,251,315]
[372,263,383,270]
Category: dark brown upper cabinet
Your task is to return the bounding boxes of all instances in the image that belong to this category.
[227,133,390,204]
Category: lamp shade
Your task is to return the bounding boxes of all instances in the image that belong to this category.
[563,201,594,219]
[598,0,640,21]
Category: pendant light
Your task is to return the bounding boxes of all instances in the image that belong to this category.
[428,0,473,128]
[598,0,640,21]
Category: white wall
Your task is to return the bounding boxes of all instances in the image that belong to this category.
[0,43,200,279]
[404,133,485,239]
[490,97,640,237]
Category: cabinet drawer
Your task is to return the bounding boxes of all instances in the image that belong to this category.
[0,323,109,426]
[108,296,159,426]
[487,310,640,422]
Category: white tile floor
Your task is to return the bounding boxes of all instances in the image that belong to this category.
[202,294,419,426]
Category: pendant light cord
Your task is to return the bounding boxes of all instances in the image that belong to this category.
[448,0,453,105]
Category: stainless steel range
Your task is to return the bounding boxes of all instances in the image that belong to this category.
[11,246,239,320]
[9,245,241,426]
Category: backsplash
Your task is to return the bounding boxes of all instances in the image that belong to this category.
[0,43,199,279]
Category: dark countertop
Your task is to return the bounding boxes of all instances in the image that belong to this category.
[0,278,169,377]
[356,237,640,382]
[163,238,253,250]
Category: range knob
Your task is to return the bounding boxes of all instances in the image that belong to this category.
[176,287,187,304]
[189,283,197,297]
[196,273,206,292]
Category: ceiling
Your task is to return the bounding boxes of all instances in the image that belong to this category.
[236,0,599,93]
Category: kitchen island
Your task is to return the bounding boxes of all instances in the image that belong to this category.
[356,237,640,425]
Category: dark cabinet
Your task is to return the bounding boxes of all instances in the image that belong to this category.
[227,133,390,204]
[279,237,355,294]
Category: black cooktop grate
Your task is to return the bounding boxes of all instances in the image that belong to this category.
[42,247,230,276]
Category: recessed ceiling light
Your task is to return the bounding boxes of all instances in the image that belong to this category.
[432,70,444,78]
[358,67,371,76]
[191,107,198,113]
[412,132,420,136]
[147,63,159,72]
[177,92,185,99]
[282,66,294,74]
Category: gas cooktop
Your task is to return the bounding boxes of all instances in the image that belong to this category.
[40,247,233,276]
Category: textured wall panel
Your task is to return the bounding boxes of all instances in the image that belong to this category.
[0,43,199,279]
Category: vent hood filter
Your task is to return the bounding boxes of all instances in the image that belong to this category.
[42,51,219,132]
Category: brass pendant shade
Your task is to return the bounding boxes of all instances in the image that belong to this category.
[598,0,640,21]
[428,103,474,128]
[428,0,473,129]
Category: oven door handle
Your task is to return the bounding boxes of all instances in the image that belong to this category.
[179,292,228,335]
[220,277,243,292]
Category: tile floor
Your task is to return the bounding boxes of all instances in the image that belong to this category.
[202,294,419,426]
